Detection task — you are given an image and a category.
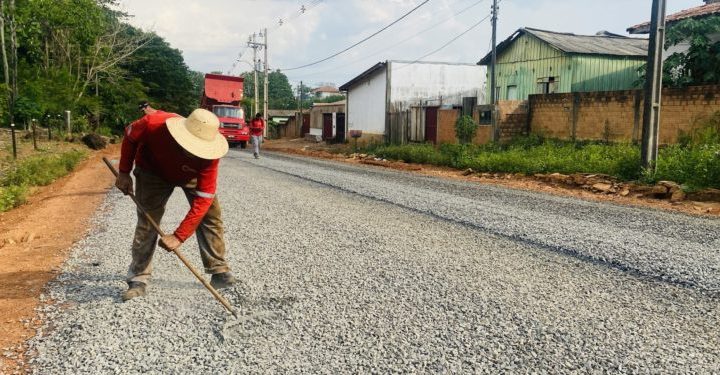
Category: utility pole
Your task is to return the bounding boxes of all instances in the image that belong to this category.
[490,0,499,142]
[641,0,666,170]
[299,81,304,136]
[263,28,269,138]
[252,35,259,117]
[247,33,263,117]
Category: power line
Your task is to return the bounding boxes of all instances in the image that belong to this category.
[227,0,324,75]
[398,13,491,68]
[396,0,504,69]
[287,0,487,80]
[279,0,432,71]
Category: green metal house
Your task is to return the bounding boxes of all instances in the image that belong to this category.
[478,28,648,101]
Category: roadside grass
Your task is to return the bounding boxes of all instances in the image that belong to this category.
[0,150,87,211]
[365,132,720,190]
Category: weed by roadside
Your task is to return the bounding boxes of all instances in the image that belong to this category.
[0,150,86,211]
[365,134,719,190]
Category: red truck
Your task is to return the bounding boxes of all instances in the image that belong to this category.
[201,73,250,148]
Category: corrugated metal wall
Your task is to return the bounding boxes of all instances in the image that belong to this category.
[491,33,645,101]
[571,55,644,92]
[493,33,571,101]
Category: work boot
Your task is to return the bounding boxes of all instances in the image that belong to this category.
[210,272,237,289]
[121,282,147,302]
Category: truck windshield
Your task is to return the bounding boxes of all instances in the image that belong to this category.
[213,106,243,119]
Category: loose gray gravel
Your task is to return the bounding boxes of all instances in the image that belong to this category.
[26,150,720,373]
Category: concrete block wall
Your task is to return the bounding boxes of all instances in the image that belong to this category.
[529,85,720,144]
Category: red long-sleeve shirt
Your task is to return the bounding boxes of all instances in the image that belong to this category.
[120,111,220,242]
[249,118,265,136]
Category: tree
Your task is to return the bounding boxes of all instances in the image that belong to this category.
[0,0,197,133]
[241,69,296,110]
[663,16,720,87]
[314,94,345,104]
[119,30,196,115]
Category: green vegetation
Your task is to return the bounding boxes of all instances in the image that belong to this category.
[314,95,346,104]
[242,70,298,110]
[455,115,477,144]
[0,0,199,134]
[365,129,720,190]
[649,112,720,190]
[0,149,86,211]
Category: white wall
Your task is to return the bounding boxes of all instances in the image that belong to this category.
[346,68,387,135]
[388,62,486,109]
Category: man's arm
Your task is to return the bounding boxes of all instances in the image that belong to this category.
[172,160,219,243]
[116,117,148,195]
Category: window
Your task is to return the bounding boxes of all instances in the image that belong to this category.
[212,106,244,119]
[479,110,492,125]
[537,77,559,94]
[507,85,518,100]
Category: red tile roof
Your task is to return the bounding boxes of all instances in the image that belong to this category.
[311,86,340,93]
[627,3,720,34]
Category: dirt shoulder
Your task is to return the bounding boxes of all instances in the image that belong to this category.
[264,139,720,217]
[0,145,119,373]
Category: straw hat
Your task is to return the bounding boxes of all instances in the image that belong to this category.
[166,109,229,160]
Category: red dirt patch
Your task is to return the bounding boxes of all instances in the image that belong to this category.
[0,145,119,374]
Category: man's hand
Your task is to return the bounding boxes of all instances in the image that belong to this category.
[159,234,182,252]
[115,173,134,195]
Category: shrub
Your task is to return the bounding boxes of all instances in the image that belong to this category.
[0,185,28,212]
[0,150,86,211]
[455,115,477,144]
[365,134,720,189]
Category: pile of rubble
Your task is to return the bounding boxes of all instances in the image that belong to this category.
[343,153,720,211]
[530,172,720,205]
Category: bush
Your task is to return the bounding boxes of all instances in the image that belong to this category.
[371,139,642,179]
[455,115,477,144]
[366,134,720,189]
[652,143,720,190]
[0,185,28,211]
[0,150,86,211]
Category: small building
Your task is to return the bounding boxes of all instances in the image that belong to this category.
[627,0,720,34]
[308,101,346,142]
[339,60,485,144]
[627,0,720,59]
[477,28,648,101]
[267,109,300,139]
[311,86,343,99]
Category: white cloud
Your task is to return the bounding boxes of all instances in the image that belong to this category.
[118,0,700,88]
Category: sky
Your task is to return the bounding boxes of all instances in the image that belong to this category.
[117,0,700,89]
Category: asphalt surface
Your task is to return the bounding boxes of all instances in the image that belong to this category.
[26,150,720,373]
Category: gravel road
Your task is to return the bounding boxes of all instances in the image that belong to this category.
[27,150,720,373]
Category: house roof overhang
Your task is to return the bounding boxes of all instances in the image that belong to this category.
[339,62,387,92]
[627,3,720,34]
[477,27,648,65]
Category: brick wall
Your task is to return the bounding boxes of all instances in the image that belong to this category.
[529,85,720,144]
[437,109,459,144]
[497,100,529,141]
[435,101,530,145]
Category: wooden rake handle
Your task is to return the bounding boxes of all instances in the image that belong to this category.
[102,157,237,318]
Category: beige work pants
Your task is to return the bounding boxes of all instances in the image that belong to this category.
[126,168,230,285]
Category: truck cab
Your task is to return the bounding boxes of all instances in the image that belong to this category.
[213,105,250,148]
[201,73,250,149]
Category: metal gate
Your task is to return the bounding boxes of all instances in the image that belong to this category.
[425,106,439,143]
[335,113,345,142]
[322,113,333,140]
